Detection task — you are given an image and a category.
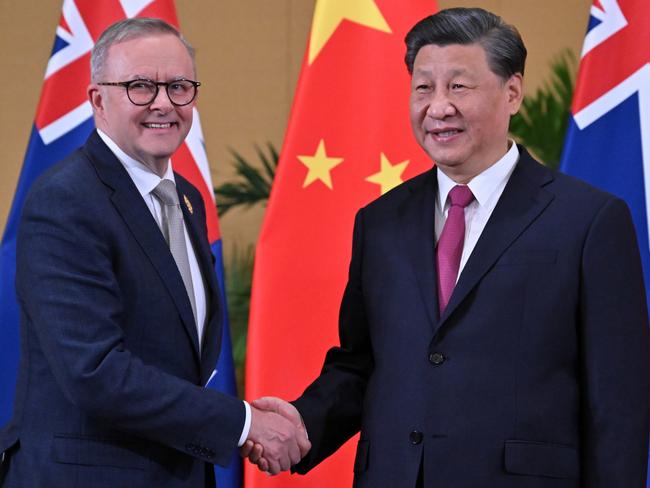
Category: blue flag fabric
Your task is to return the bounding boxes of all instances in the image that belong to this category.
[209,239,243,487]
[560,0,650,305]
[0,2,241,486]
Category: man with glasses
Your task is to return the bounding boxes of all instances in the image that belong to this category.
[0,18,308,487]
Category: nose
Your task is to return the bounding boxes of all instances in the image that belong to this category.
[149,85,173,112]
[425,90,456,119]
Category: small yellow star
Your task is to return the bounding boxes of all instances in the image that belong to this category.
[297,140,344,189]
[308,0,391,65]
[365,153,409,195]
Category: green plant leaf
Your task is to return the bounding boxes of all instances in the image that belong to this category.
[214,143,279,216]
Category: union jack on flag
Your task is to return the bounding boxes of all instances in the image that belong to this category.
[0,1,241,486]
[561,0,650,311]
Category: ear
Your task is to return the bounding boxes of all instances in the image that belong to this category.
[505,73,524,115]
[88,83,105,115]
[88,83,109,128]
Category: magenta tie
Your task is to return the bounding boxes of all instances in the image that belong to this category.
[436,185,474,313]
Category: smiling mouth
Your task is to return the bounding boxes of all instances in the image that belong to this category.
[142,122,177,129]
[427,128,463,140]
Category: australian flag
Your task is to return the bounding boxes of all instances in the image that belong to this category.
[561,0,650,307]
[0,1,241,486]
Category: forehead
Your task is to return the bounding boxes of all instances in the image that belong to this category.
[412,43,490,74]
[104,34,195,78]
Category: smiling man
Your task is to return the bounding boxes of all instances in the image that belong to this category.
[0,18,308,488]
[91,32,197,177]
[245,7,650,487]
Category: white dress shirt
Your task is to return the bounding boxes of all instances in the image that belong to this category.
[435,142,520,281]
[96,130,251,446]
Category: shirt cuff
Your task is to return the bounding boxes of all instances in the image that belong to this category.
[237,400,252,447]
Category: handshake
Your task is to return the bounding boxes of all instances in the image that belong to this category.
[241,397,311,475]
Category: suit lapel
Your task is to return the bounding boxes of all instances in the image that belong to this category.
[175,175,223,383]
[83,132,201,358]
[398,170,440,332]
[437,149,555,332]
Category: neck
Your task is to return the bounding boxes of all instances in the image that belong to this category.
[141,158,169,178]
[438,141,512,184]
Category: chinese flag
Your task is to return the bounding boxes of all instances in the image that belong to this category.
[245,1,437,486]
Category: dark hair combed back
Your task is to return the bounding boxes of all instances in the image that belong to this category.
[404,7,527,79]
[91,17,195,82]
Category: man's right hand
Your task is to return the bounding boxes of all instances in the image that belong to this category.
[246,404,310,475]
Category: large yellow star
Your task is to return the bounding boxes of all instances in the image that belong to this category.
[365,153,409,195]
[297,139,344,189]
[308,0,392,65]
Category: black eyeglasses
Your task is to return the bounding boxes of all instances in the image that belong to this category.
[97,78,201,106]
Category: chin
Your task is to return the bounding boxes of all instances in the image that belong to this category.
[426,150,462,167]
[147,144,180,157]
[432,155,467,171]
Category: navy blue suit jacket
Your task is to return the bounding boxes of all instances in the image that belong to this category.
[293,147,650,487]
[0,132,244,487]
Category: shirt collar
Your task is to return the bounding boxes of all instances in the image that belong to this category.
[436,141,519,210]
[96,129,176,198]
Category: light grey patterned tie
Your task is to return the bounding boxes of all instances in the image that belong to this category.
[152,180,197,328]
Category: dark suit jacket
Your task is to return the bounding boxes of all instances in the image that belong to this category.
[293,147,650,487]
[0,132,244,487]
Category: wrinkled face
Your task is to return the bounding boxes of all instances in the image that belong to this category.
[409,43,522,182]
[88,34,195,175]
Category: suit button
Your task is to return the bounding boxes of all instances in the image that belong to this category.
[429,352,446,365]
[409,431,423,445]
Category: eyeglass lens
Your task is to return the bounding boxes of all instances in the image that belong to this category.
[128,80,197,106]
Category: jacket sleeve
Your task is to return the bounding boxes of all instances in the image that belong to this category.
[292,209,374,473]
[579,196,650,486]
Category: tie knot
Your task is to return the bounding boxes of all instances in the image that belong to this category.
[448,185,474,208]
[152,179,179,206]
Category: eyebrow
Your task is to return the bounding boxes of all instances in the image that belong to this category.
[127,74,191,80]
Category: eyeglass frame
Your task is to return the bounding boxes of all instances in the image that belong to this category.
[97,78,201,107]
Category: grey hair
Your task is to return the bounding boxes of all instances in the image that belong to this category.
[404,8,526,80]
[91,17,195,81]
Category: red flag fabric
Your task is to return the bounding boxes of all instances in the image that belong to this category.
[245,1,437,486]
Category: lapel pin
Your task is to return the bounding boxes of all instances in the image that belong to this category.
[183,194,193,214]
